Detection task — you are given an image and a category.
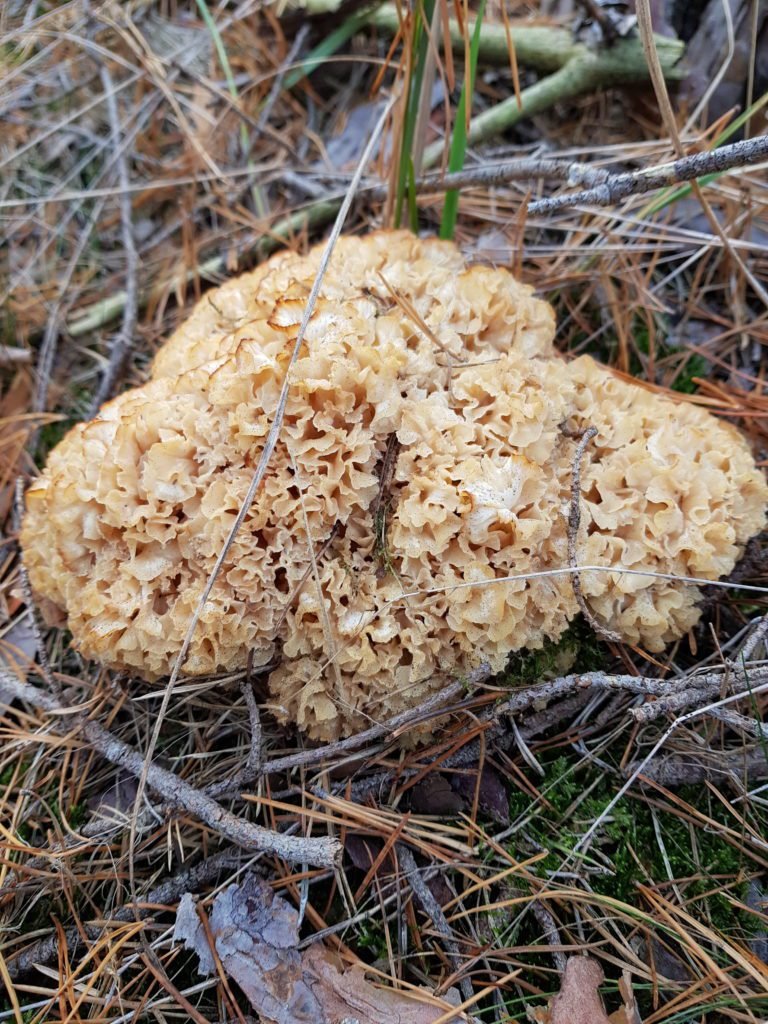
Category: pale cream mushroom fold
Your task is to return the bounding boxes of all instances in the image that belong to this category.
[21,231,768,740]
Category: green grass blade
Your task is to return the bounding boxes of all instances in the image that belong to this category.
[284,7,377,90]
[195,0,247,152]
[407,156,419,232]
[439,0,486,239]
[196,0,270,215]
[394,0,436,228]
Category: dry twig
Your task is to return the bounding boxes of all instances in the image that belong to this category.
[6,849,246,980]
[0,673,341,868]
[623,749,768,787]
[526,134,768,216]
[205,681,263,800]
[260,679,469,778]
[397,844,473,1002]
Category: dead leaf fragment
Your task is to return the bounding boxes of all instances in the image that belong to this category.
[612,969,642,1024]
[174,873,465,1024]
[551,958,611,1024]
[528,957,641,1024]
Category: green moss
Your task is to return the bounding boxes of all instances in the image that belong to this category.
[68,802,88,829]
[630,317,712,394]
[501,620,605,688]
[0,759,29,787]
[356,920,390,959]
[554,302,712,398]
[509,753,758,940]
[670,352,710,394]
[35,417,71,466]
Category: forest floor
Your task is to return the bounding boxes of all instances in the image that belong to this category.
[1,1,768,1022]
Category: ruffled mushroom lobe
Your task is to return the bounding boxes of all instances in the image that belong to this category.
[21,231,768,740]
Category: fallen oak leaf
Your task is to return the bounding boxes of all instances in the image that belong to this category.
[174,873,467,1024]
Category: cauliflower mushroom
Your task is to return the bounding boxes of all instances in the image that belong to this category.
[21,231,768,740]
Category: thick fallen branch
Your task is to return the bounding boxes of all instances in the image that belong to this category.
[0,673,341,869]
[624,748,768,787]
[371,7,686,167]
[368,3,672,75]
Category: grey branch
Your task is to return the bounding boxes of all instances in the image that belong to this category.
[205,680,263,800]
[527,133,768,216]
[1,673,341,869]
[623,749,768,787]
[259,678,471,778]
[365,158,610,200]
[347,667,768,801]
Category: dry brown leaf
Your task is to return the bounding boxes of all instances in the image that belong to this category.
[528,957,641,1024]
[174,873,465,1024]
[551,958,611,1024]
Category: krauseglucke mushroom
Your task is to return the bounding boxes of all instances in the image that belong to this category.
[21,231,768,739]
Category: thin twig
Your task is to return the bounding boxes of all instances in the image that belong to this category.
[204,681,263,800]
[401,157,610,195]
[260,679,468,777]
[566,426,622,643]
[254,24,310,139]
[87,64,138,415]
[530,900,567,974]
[1,673,341,869]
[708,707,768,739]
[576,0,621,44]
[397,844,473,1003]
[0,815,127,898]
[6,850,246,980]
[630,684,723,723]
[739,613,768,662]
[0,346,30,364]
